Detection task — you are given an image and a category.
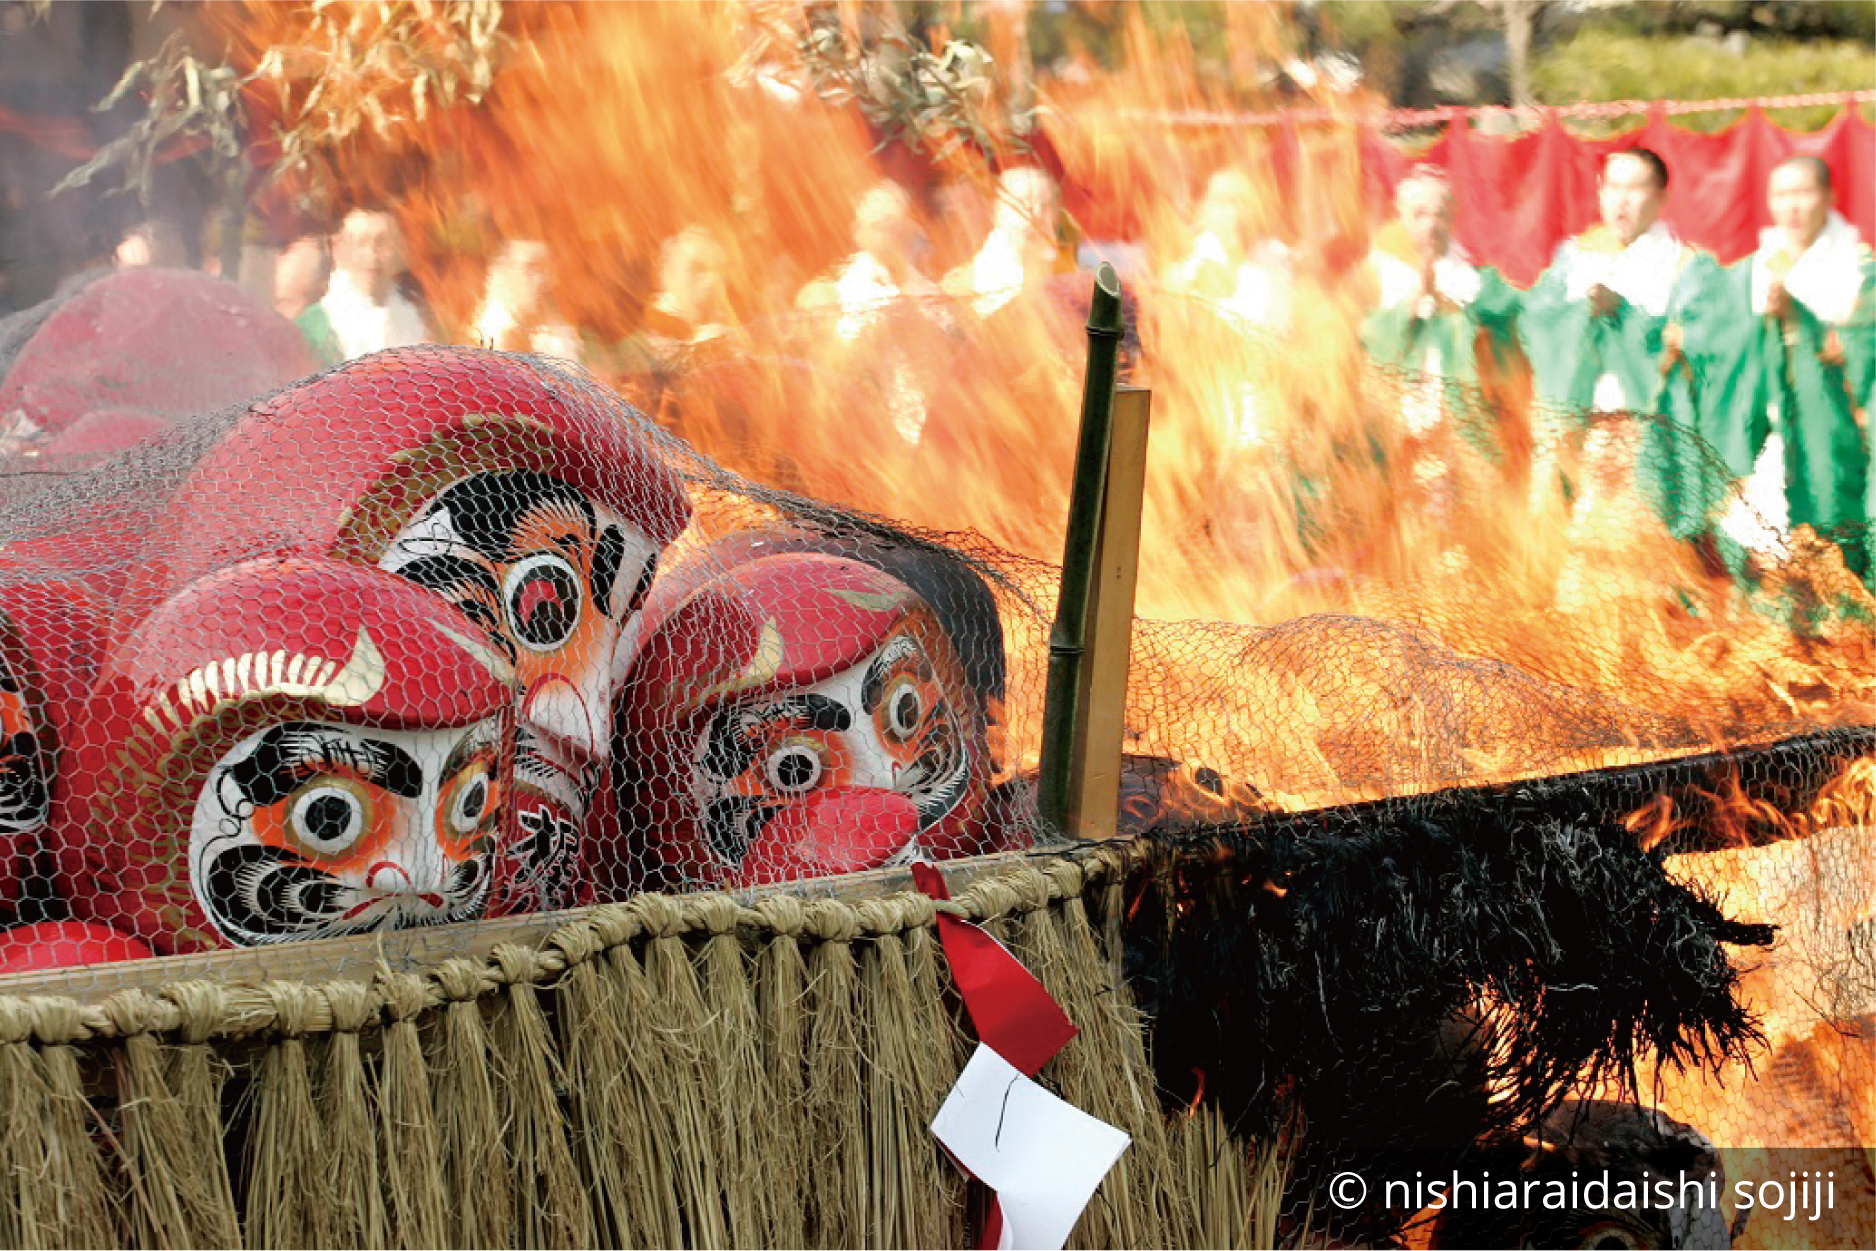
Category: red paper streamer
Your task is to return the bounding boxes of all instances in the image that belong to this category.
[914,860,1083,1250]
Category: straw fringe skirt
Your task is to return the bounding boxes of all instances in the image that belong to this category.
[0,849,1279,1250]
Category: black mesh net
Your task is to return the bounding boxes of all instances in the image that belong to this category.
[0,263,1868,1248]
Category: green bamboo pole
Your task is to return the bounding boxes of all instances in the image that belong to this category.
[1038,263,1124,838]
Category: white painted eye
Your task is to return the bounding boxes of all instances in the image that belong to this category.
[883,677,925,742]
[763,744,824,795]
[289,785,367,856]
[503,553,584,651]
[446,763,496,835]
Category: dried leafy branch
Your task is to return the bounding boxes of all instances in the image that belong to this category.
[50,31,251,274]
[735,2,1034,167]
[48,0,509,275]
[251,0,508,182]
[51,33,250,205]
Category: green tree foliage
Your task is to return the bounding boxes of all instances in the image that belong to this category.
[1595,1,1874,41]
[1532,27,1872,130]
[1278,2,1871,117]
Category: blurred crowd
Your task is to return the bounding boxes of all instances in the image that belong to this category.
[44,147,1876,589]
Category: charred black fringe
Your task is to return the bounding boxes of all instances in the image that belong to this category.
[1121,798,1773,1241]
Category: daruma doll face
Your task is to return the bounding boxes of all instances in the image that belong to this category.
[0,642,50,851]
[378,468,660,911]
[60,557,516,953]
[187,717,504,946]
[0,555,108,916]
[612,553,998,893]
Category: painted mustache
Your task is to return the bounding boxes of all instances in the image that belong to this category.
[197,842,489,944]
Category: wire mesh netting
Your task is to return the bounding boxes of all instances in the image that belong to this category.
[0,264,1868,1248]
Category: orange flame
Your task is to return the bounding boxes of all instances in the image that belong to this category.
[213,2,1876,804]
[1624,753,1876,853]
[1808,753,1876,831]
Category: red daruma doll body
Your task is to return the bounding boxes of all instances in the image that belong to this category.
[0,267,316,442]
[0,921,152,972]
[58,557,516,954]
[607,552,1012,894]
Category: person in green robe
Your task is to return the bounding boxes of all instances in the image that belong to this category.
[1359,165,1522,482]
[1699,155,1873,589]
[292,208,433,368]
[1516,148,1721,532]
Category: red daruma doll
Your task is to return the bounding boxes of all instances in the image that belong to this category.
[0,267,316,445]
[0,554,106,918]
[607,552,1015,894]
[114,347,692,914]
[58,557,515,953]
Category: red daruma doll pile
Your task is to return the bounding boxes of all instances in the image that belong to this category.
[0,341,1029,970]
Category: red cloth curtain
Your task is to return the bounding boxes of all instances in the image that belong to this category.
[1408,105,1873,284]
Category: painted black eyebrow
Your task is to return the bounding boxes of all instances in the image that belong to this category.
[700,694,851,781]
[703,796,777,864]
[860,635,925,715]
[225,723,425,806]
[429,471,596,564]
[389,554,511,652]
[392,553,502,603]
[592,524,628,613]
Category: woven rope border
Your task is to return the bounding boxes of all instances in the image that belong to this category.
[0,847,1130,1050]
